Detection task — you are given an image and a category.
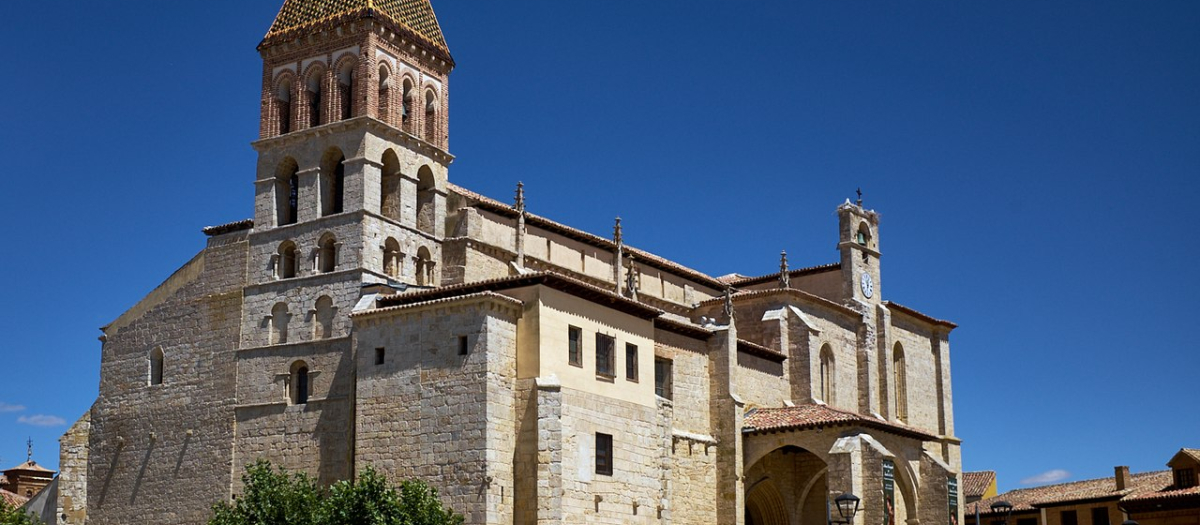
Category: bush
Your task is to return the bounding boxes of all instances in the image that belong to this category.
[209,461,462,525]
[0,498,42,525]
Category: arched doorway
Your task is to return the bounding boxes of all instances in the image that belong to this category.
[744,445,828,525]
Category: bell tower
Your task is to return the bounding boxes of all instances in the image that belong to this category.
[837,195,882,305]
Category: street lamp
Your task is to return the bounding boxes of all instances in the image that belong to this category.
[830,492,861,525]
[990,501,1014,525]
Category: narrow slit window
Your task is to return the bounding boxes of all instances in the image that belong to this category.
[654,358,673,400]
[568,326,583,367]
[625,343,638,382]
[375,347,385,366]
[458,336,469,356]
[595,334,615,378]
[595,433,613,476]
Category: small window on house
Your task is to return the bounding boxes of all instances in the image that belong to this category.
[458,336,469,356]
[568,326,583,367]
[1091,507,1110,525]
[277,242,298,279]
[318,236,337,273]
[290,361,309,405]
[595,334,615,379]
[625,343,638,382]
[337,60,355,121]
[1177,468,1197,489]
[1061,510,1078,525]
[595,433,613,476]
[375,347,385,366]
[654,358,673,399]
[148,347,164,386]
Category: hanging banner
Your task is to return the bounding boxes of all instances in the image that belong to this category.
[883,459,896,525]
[948,477,960,525]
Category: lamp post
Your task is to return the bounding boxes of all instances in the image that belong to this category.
[829,492,861,525]
[990,501,1014,525]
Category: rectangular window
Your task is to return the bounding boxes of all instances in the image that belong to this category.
[568,326,583,367]
[375,347,385,366]
[1061,510,1078,525]
[1177,468,1197,488]
[595,432,613,476]
[625,343,639,382]
[595,333,615,378]
[655,358,673,399]
[1091,507,1109,525]
[458,336,469,356]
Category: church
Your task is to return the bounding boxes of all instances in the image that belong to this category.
[62,1,964,524]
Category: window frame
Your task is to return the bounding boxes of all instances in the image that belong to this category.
[625,343,639,382]
[655,357,673,400]
[1060,510,1078,525]
[595,333,616,379]
[1090,507,1110,525]
[375,347,386,366]
[595,432,613,476]
[568,326,583,367]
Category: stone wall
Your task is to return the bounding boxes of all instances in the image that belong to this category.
[57,411,90,525]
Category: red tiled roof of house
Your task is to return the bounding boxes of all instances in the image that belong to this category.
[202,219,253,236]
[726,263,842,287]
[5,461,53,474]
[973,470,1173,515]
[263,0,450,57]
[1180,448,1200,463]
[1123,484,1200,503]
[742,404,937,441]
[962,471,996,498]
[1,488,28,508]
[883,301,957,329]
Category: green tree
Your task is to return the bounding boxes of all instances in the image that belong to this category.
[208,462,462,525]
[0,498,43,525]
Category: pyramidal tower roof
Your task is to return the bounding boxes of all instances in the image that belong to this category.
[263,0,449,54]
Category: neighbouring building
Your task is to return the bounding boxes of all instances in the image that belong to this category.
[62,1,966,524]
[967,449,1200,525]
[1,459,55,502]
[965,471,998,504]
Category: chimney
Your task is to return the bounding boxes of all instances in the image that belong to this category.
[1115,466,1131,490]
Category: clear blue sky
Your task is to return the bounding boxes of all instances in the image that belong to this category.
[0,0,1196,493]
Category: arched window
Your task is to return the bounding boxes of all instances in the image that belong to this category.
[314,296,334,340]
[423,90,438,144]
[337,58,356,121]
[893,342,908,422]
[401,78,415,133]
[383,237,402,278]
[148,347,164,386]
[377,65,391,125]
[305,66,325,128]
[416,165,436,234]
[856,222,872,247]
[289,361,309,405]
[380,150,402,221]
[819,344,835,405]
[416,246,435,286]
[271,303,290,345]
[275,159,299,226]
[321,149,346,216]
[318,235,337,273]
[275,76,293,135]
[277,241,298,279]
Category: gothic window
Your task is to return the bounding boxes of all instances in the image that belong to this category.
[317,235,337,273]
[275,159,299,226]
[568,326,583,367]
[337,58,356,121]
[305,67,324,128]
[313,296,334,340]
[289,361,309,405]
[423,90,438,144]
[595,333,615,379]
[383,237,402,278]
[893,342,908,422]
[380,150,402,221]
[819,344,835,405]
[271,303,290,345]
[277,241,298,279]
[377,65,391,124]
[655,358,673,399]
[401,78,415,133]
[148,347,164,386]
[321,149,345,216]
[416,165,436,234]
[275,76,293,135]
[415,246,435,286]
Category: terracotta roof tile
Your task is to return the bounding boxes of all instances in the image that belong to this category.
[973,470,1173,514]
[883,301,957,329]
[1,488,27,508]
[1182,448,1200,463]
[962,471,996,498]
[263,0,449,55]
[698,287,861,319]
[202,219,253,236]
[742,404,938,441]
[6,461,53,474]
[1123,484,1200,503]
[727,263,841,287]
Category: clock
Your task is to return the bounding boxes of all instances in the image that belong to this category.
[860,273,874,299]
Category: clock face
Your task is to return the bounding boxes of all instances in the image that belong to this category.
[860,273,874,298]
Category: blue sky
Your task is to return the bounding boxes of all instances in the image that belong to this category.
[0,0,1197,493]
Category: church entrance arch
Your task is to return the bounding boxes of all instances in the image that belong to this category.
[744,445,828,525]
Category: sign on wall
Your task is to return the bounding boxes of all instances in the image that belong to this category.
[883,459,896,525]
[949,477,960,525]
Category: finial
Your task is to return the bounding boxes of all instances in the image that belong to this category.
[27,437,33,462]
[614,217,623,245]
[779,250,790,289]
[723,287,735,320]
[515,182,525,213]
[856,188,863,207]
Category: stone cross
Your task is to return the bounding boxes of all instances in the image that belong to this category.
[856,188,863,207]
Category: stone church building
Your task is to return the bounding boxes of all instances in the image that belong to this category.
[63,1,965,524]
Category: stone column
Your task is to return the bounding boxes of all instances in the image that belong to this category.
[535,378,563,525]
[400,173,418,228]
[297,167,321,223]
[709,320,744,525]
[344,155,382,216]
